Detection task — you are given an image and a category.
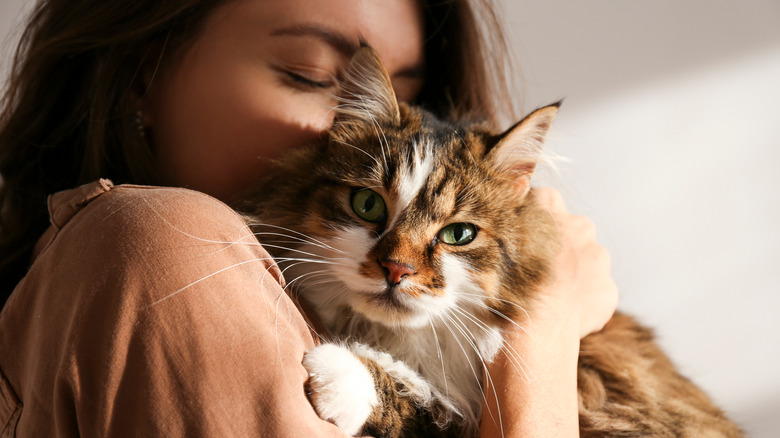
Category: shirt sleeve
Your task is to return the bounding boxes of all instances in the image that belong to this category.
[0,184,349,437]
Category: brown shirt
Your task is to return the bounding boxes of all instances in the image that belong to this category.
[0,180,349,437]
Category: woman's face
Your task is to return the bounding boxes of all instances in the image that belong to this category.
[145,0,424,200]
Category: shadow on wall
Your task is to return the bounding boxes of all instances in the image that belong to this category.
[731,392,780,438]
[502,0,780,108]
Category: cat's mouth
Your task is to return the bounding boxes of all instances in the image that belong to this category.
[348,287,428,327]
[372,287,408,309]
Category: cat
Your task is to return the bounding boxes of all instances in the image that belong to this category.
[234,47,743,437]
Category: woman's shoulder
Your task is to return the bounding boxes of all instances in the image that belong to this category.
[47,180,249,246]
[66,180,241,226]
[14,179,284,311]
[33,180,274,294]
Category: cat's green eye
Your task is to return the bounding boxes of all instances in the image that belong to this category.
[438,223,477,246]
[351,189,387,223]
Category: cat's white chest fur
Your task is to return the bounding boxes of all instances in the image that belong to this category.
[319,302,504,426]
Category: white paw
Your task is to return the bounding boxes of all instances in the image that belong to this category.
[303,344,378,436]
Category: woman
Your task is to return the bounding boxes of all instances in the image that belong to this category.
[0,0,617,436]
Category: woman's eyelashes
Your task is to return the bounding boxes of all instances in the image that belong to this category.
[282,69,336,90]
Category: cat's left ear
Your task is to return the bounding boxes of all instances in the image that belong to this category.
[487,102,560,196]
[334,46,401,126]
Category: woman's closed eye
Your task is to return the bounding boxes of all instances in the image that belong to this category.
[282,68,336,90]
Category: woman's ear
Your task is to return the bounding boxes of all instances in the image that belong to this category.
[128,50,162,131]
[132,43,172,131]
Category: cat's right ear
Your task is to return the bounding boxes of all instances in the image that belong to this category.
[333,46,401,127]
[486,102,560,196]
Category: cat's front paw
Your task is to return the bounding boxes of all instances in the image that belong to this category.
[303,344,378,436]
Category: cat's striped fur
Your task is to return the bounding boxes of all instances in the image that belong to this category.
[235,48,742,437]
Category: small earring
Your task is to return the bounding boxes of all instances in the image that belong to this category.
[135,110,147,138]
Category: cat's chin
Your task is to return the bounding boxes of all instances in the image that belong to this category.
[349,291,433,329]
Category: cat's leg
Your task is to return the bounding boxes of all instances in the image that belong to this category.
[303,343,457,438]
[302,343,379,436]
[348,343,461,437]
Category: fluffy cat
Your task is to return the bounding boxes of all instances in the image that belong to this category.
[234,47,742,437]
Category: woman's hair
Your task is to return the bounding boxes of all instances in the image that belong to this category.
[0,0,518,305]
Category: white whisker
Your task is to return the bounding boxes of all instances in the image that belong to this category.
[244,223,347,255]
[450,306,533,385]
[439,312,485,393]
[428,317,449,398]
[151,256,276,306]
[457,292,532,326]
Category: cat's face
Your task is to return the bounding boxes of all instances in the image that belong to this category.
[241,48,559,329]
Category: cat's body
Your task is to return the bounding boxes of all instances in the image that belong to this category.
[234,48,742,437]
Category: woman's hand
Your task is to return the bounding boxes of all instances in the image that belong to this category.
[534,186,619,338]
[480,187,618,437]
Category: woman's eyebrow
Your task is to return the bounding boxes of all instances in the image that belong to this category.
[270,24,359,57]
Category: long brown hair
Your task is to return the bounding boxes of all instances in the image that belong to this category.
[0,0,518,306]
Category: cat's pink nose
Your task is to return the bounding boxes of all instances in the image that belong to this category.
[380,260,415,286]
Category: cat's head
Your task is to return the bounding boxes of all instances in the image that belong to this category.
[242,47,560,330]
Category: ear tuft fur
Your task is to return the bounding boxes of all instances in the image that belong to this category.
[487,103,560,195]
[334,46,401,127]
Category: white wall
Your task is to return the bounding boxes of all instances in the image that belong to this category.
[502,1,780,437]
[3,0,779,436]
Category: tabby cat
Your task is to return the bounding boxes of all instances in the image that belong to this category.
[234,47,742,437]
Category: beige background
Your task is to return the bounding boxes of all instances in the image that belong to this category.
[2,0,779,436]
[501,2,780,437]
